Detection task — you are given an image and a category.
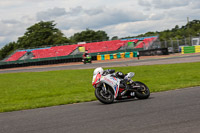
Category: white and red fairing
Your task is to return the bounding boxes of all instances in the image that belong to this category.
[92,73,121,98]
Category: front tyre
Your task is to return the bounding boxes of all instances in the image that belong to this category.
[95,87,114,104]
[134,81,150,99]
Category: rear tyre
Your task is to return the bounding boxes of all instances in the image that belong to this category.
[95,87,114,104]
[134,81,150,99]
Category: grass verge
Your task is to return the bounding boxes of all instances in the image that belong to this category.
[0,62,200,112]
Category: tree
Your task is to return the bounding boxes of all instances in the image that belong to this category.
[145,31,157,36]
[70,29,109,43]
[17,21,70,48]
[172,25,179,32]
[123,19,200,41]
[111,36,119,40]
[0,42,16,60]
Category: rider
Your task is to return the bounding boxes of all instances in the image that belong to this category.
[94,67,132,90]
[82,50,89,58]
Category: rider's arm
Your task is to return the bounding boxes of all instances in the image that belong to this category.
[103,69,115,75]
[108,69,115,74]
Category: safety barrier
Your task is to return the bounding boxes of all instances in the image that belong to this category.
[97,51,138,61]
[105,54,110,60]
[181,46,200,54]
[101,55,105,60]
[195,45,200,53]
[113,54,117,59]
[97,55,101,60]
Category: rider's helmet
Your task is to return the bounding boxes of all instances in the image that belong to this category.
[116,71,125,79]
[93,67,104,75]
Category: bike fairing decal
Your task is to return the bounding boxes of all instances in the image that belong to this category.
[111,77,117,81]
[114,85,119,97]
[103,77,114,85]
[102,76,119,97]
[92,73,101,86]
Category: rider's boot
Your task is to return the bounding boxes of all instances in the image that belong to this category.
[123,79,135,97]
[121,79,130,90]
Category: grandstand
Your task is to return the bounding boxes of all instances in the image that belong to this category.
[4,36,157,62]
[6,51,27,62]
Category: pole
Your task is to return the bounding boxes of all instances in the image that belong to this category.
[177,38,179,53]
[199,33,200,45]
[165,40,167,48]
[159,41,161,48]
[171,39,174,53]
[185,37,187,46]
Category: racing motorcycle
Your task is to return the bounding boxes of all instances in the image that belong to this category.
[92,67,150,104]
[82,55,92,64]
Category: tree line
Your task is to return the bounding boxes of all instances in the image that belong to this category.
[131,20,200,41]
[0,20,200,60]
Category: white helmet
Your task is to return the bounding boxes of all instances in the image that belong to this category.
[93,67,104,75]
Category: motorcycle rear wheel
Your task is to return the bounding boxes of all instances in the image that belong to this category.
[95,87,114,104]
[134,81,150,99]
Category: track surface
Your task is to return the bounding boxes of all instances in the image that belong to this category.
[1,54,200,73]
[0,87,200,133]
[1,54,200,133]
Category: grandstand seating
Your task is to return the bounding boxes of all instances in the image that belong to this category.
[31,40,138,59]
[32,45,78,59]
[6,51,27,61]
[4,36,157,61]
[135,37,157,49]
[78,39,138,53]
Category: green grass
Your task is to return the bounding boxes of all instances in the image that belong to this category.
[0,62,200,112]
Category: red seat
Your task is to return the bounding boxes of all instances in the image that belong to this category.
[32,45,78,59]
[6,51,27,61]
[79,40,136,53]
[135,37,157,48]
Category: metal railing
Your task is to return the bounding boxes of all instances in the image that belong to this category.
[149,36,200,53]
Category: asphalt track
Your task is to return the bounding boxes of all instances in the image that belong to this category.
[1,54,200,73]
[0,87,200,133]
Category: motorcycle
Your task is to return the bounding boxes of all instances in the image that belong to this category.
[82,55,92,64]
[92,67,150,104]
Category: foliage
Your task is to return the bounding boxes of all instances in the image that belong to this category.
[1,62,200,112]
[111,36,119,40]
[135,20,200,41]
[17,21,70,48]
[0,42,17,60]
[70,29,109,43]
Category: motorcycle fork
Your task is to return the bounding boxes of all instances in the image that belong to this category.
[102,83,107,92]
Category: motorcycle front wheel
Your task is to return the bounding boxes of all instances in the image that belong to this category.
[134,81,150,99]
[95,87,114,104]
